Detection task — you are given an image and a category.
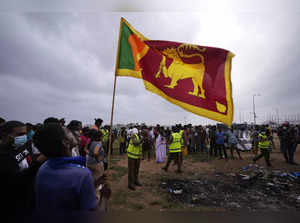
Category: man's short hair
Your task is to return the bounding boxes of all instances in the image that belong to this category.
[43,117,60,125]
[95,118,103,125]
[2,121,25,135]
[33,123,65,157]
[0,117,6,124]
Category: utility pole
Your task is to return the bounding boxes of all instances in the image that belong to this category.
[253,94,260,125]
[276,108,279,125]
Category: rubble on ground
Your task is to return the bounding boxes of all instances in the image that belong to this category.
[160,165,300,211]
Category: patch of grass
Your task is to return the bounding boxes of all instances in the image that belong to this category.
[127,191,142,197]
[109,157,122,166]
[111,190,128,205]
[129,202,145,210]
[110,165,127,181]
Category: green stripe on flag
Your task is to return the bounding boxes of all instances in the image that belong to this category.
[118,22,135,70]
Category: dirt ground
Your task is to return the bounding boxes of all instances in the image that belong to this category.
[108,135,300,211]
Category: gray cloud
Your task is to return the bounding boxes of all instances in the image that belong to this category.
[1,2,300,125]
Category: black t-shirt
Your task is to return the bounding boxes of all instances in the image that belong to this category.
[0,141,42,215]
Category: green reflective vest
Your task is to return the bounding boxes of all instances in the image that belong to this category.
[127,134,142,159]
[258,133,270,149]
[169,132,182,153]
[101,129,109,143]
[179,130,184,146]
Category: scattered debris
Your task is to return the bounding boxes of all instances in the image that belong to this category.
[160,166,300,211]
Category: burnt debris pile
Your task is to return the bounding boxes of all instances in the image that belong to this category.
[160,165,300,211]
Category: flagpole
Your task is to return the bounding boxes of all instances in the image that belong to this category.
[104,18,123,211]
[107,17,123,175]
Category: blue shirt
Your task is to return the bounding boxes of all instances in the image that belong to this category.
[35,159,98,211]
[227,131,238,145]
[216,132,225,145]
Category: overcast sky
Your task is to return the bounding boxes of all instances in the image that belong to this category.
[1,0,300,126]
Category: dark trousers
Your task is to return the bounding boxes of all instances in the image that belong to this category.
[164,152,182,171]
[229,144,242,159]
[128,157,141,187]
[199,142,207,153]
[210,141,217,156]
[282,142,297,163]
[143,148,152,160]
[119,142,126,154]
[216,144,227,158]
[253,149,271,166]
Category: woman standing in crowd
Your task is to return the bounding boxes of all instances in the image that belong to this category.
[86,129,105,200]
[155,127,166,163]
[67,120,82,157]
[79,127,90,157]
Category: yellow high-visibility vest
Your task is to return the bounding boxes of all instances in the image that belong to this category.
[258,133,270,149]
[179,130,184,146]
[101,129,109,143]
[169,132,182,153]
[127,134,142,159]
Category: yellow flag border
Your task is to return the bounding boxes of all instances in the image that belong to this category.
[116,69,142,79]
[142,52,234,126]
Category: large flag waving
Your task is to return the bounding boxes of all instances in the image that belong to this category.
[115,18,234,126]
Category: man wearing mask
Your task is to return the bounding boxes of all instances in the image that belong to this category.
[127,128,143,190]
[0,121,46,217]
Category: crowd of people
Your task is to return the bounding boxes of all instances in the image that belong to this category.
[0,116,299,215]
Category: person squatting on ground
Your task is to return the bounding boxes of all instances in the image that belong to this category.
[127,128,143,190]
[253,127,272,167]
[162,126,183,173]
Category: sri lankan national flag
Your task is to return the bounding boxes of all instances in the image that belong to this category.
[115,18,234,126]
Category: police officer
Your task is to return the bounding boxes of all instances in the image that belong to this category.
[127,128,143,190]
[253,126,272,167]
[162,126,183,173]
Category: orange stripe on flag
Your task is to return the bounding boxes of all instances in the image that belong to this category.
[128,34,147,71]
